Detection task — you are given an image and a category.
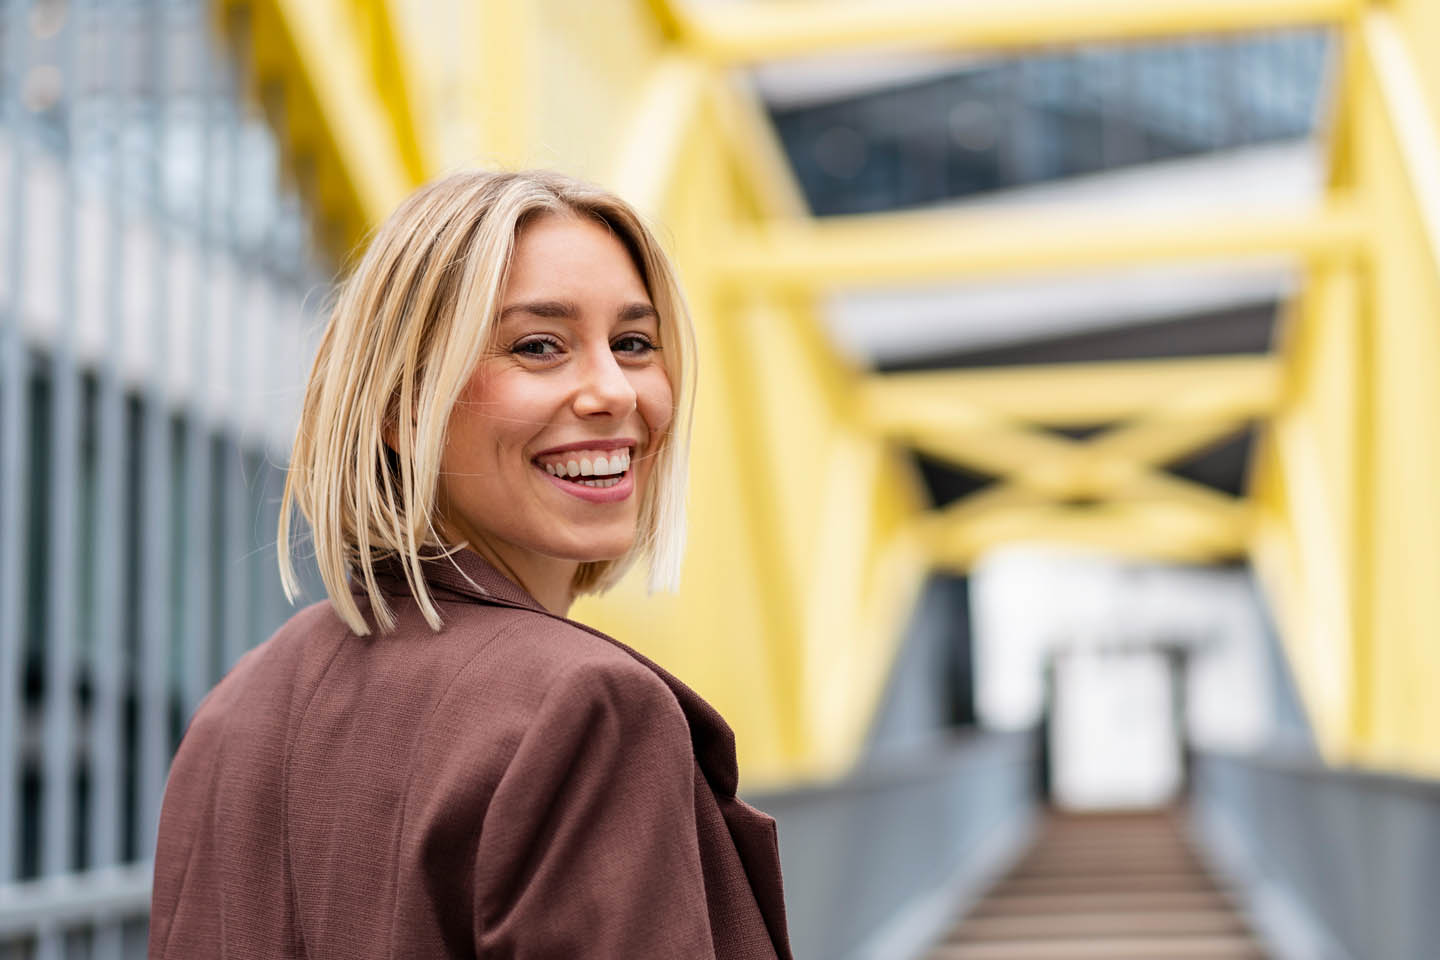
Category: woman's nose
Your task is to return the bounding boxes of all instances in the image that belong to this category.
[573,349,637,418]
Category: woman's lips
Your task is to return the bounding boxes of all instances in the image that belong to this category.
[536,461,635,503]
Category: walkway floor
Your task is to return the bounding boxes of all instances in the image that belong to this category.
[924,809,1267,959]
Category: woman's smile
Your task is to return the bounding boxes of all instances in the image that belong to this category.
[533,440,638,501]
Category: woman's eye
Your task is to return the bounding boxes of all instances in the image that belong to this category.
[613,334,658,355]
[512,337,561,357]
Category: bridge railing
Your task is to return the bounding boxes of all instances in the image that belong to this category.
[747,730,1037,960]
[1194,747,1440,960]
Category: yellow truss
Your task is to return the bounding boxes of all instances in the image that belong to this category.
[670,0,1359,63]
[232,0,1440,780]
[221,0,433,250]
[865,356,1277,566]
[717,204,1365,287]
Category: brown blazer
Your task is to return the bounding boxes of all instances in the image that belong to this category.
[148,550,792,959]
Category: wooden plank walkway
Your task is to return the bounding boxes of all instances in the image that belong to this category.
[925,810,1267,960]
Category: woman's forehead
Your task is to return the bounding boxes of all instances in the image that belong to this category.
[509,217,646,288]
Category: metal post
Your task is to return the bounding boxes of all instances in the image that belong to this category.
[179,0,214,727]
[219,14,250,673]
[89,2,131,957]
[135,0,173,861]
[42,0,85,893]
[0,0,35,888]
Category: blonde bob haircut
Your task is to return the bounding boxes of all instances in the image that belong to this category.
[278,169,695,635]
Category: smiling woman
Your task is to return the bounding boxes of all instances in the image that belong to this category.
[145,171,794,960]
[282,171,696,630]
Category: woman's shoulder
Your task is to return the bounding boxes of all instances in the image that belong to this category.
[178,592,692,788]
[384,605,695,802]
[453,603,687,731]
[208,592,668,709]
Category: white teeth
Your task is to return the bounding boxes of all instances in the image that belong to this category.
[538,450,633,479]
[577,477,621,488]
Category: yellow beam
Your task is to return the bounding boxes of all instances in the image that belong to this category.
[907,425,1079,492]
[677,0,1358,65]
[1122,471,1250,522]
[364,0,436,180]
[863,355,1281,430]
[710,295,814,764]
[926,500,1253,569]
[467,0,537,167]
[874,353,1267,570]
[707,75,810,219]
[642,0,689,43]
[1086,415,1262,475]
[609,55,709,219]
[909,420,1251,506]
[716,203,1366,289]
[253,0,415,228]
[801,433,880,774]
[1365,10,1440,280]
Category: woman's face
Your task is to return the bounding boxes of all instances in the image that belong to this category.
[436,213,673,587]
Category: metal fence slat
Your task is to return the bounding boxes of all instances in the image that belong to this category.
[0,0,35,890]
[41,0,84,890]
[136,0,174,863]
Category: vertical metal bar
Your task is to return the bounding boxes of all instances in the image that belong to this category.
[0,0,35,887]
[89,2,129,957]
[90,0,126,879]
[42,0,85,887]
[219,17,250,673]
[264,112,303,635]
[252,115,283,645]
[179,0,213,727]
[136,0,172,859]
[251,267,274,642]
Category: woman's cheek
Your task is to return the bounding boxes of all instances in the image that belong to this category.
[637,369,674,437]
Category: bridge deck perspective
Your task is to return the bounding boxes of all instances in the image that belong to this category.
[927,809,1267,960]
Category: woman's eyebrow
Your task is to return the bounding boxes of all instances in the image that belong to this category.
[618,302,659,322]
[499,299,577,321]
[499,299,658,322]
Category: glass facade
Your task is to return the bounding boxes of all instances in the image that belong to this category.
[770,29,1330,216]
[0,0,327,955]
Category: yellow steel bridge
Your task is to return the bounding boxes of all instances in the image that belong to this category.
[222,0,1440,786]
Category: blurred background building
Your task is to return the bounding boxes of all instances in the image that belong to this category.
[1,1,1438,958]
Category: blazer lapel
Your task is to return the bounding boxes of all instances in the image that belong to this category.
[565,631,795,960]
[714,794,793,960]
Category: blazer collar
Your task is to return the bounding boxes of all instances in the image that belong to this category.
[371,548,744,797]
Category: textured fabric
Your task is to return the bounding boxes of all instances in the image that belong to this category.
[148,550,792,959]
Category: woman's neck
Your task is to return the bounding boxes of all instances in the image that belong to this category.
[473,539,577,616]
[437,519,577,616]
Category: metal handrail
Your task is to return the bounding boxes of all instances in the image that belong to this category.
[0,861,152,939]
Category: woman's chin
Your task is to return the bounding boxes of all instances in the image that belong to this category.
[548,533,636,565]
